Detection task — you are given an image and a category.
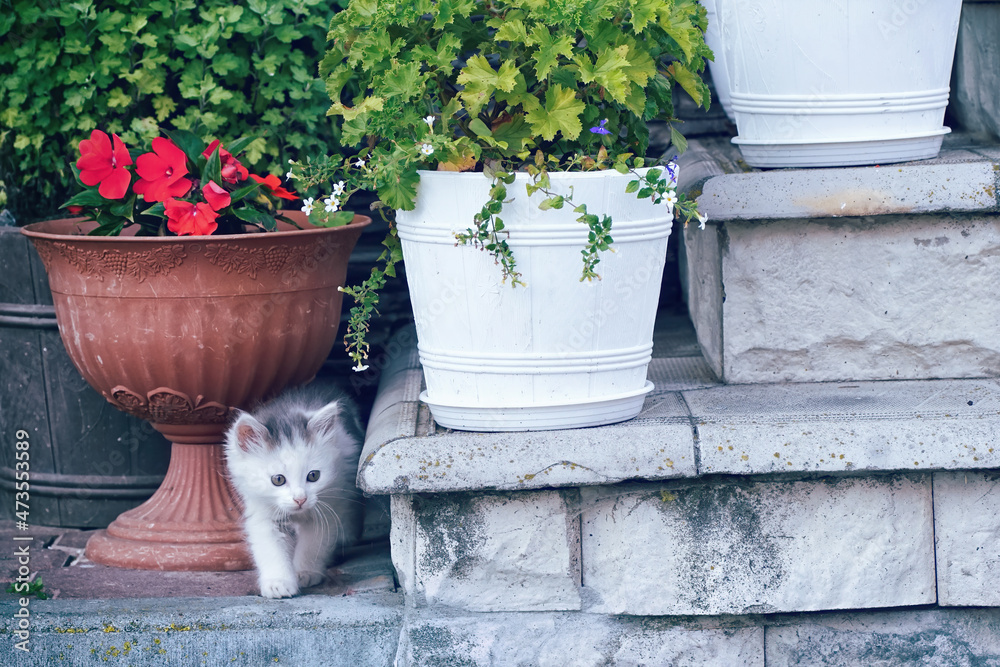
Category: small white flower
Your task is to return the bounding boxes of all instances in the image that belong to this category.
[354,157,366,168]
[420,143,434,156]
[285,170,295,180]
[353,362,369,372]
[332,180,346,196]
[663,191,678,207]
[300,197,314,215]
[288,159,293,164]
[423,115,435,128]
[324,196,340,213]
[697,211,708,230]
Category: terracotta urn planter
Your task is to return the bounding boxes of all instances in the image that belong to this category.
[21,211,370,570]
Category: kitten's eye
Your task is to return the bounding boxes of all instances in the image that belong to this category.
[271,474,286,486]
[306,470,320,483]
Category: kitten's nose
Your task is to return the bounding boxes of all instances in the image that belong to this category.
[294,497,306,508]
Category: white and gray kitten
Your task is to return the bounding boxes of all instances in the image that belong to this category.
[224,384,365,599]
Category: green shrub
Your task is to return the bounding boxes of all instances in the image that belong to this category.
[0,0,346,223]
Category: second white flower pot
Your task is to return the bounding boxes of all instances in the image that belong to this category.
[396,169,673,432]
[718,0,963,167]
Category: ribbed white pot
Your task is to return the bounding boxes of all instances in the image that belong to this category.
[396,169,673,432]
[718,0,963,167]
[702,0,736,122]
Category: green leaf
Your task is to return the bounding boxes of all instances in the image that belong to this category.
[625,180,640,194]
[225,135,258,157]
[229,181,261,203]
[233,206,276,230]
[317,210,355,228]
[528,26,574,80]
[628,0,658,33]
[375,158,421,211]
[328,95,384,121]
[660,3,700,62]
[87,220,126,236]
[669,126,689,154]
[457,55,519,117]
[62,189,111,208]
[576,45,631,104]
[667,62,707,108]
[162,129,205,166]
[495,19,528,44]
[468,118,492,138]
[202,145,222,184]
[491,115,533,156]
[524,84,585,141]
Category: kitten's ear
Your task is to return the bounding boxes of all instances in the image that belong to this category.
[230,412,270,453]
[306,400,342,438]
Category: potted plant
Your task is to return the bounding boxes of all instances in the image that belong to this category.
[21,129,370,570]
[716,0,964,167]
[292,0,712,431]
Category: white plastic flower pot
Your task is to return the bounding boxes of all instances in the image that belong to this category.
[717,0,963,167]
[701,0,736,122]
[396,169,673,432]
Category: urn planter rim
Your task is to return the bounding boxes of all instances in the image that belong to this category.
[20,210,372,244]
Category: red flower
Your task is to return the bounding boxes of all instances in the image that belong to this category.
[134,138,193,203]
[250,173,297,200]
[164,198,219,236]
[76,130,132,200]
[203,140,249,184]
[202,181,231,211]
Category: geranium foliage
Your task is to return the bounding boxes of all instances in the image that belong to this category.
[320,0,712,211]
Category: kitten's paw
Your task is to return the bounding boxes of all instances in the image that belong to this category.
[259,577,299,599]
[297,570,326,589]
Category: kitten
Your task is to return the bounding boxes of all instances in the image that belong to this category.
[224,383,365,599]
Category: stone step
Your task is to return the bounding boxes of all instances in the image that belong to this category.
[362,328,1000,619]
[1,593,403,665]
[678,133,1000,384]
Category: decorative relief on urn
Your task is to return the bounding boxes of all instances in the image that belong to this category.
[203,239,337,280]
[47,243,187,282]
[109,385,231,424]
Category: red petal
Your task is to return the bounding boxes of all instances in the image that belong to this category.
[135,151,168,181]
[79,164,112,187]
[202,181,231,211]
[88,130,112,158]
[98,167,131,200]
[110,133,133,167]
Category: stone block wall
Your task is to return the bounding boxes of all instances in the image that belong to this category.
[390,471,999,617]
[385,470,1000,665]
[683,143,1000,384]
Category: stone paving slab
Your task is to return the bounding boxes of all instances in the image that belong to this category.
[395,611,764,667]
[765,608,1000,667]
[359,328,1000,492]
[0,522,395,601]
[934,471,1000,607]
[694,136,1000,223]
[0,592,404,666]
[693,379,1000,475]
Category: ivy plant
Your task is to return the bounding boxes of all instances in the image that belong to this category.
[0,0,347,223]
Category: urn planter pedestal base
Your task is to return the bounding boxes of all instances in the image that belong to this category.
[85,426,250,571]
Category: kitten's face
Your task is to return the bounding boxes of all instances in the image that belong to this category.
[224,401,350,517]
[250,444,334,515]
